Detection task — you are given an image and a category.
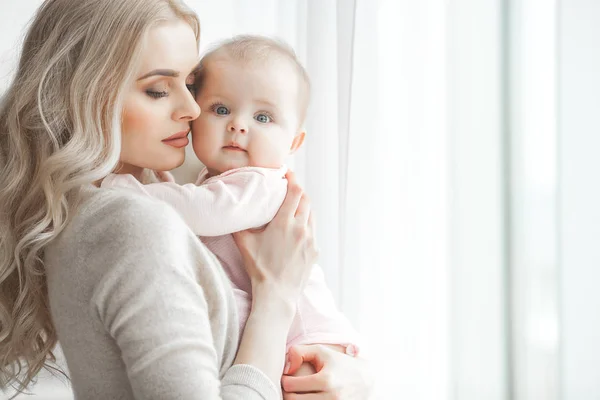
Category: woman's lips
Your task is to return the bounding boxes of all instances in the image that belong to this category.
[163,131,189,148]
[163,137,189,148]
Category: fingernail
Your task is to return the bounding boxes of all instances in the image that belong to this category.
[345,344,358,357]
[284,361,291,374]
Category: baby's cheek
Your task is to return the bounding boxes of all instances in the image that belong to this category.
[190,117,204,140]
[191,132,214,166]
[255,136,290,167]
[191,118,217,144]
[247,145,281,169]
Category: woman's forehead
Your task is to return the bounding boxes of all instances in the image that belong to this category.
[137,21,199,78]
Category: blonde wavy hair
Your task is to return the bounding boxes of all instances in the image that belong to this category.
[0,0,199,394]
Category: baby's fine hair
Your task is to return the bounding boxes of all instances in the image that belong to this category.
[195,35,311,124]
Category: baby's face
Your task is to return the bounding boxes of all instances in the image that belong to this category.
[191,57,304,176]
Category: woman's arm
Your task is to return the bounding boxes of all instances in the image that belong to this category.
[89,194,282,399]
[94,173,316,398]
[232,171,319,387]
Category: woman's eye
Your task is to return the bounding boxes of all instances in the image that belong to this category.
[215,106,229,115]
[186,84,196,94]
[146,90,168,99]
[255,113,271,123]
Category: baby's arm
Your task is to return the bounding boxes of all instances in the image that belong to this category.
[101,167,287,236]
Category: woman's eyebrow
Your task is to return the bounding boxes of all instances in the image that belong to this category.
[137,69,179,81]
[138,58,202,81]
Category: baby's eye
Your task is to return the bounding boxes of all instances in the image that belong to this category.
[213,105,230,115]
[255,113,271,123]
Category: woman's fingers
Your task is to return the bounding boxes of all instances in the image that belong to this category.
[278,172,303,220]
[282,345,330,393]
[280,169,311,225]
[287,345,326,371]
[308,210,316,240]
[285,169,298,185]
[284,347,306,375]
[282,346,373,399]
[283,392,329,399]
[234,168,317,306]
[294,194,311,225]
[282,371,332,394]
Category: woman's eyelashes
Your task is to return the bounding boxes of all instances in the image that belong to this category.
[146,89,168,99]
[145,83,196,99]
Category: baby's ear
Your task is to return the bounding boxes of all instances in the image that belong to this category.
[289,131,306,154]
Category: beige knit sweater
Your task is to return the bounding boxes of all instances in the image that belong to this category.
[44,186,279,399]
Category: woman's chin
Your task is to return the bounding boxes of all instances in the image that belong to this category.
[156,152,186,171]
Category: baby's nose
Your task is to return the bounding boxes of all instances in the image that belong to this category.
[227,116,249,134]
[228,124,247,134]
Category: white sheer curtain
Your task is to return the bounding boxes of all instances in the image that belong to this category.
[179,1,452,398]
[176,1,563,399]
[185,2,454,398]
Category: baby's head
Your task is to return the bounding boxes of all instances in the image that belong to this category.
[191,35,310,176]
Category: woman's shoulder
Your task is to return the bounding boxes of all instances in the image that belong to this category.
[71,185,199,246]
[45,186,218,320]
[78,185,185,231]
[46,186,194,278]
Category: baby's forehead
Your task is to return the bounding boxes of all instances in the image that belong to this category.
[201,52,298,79]
[199,56,300,97]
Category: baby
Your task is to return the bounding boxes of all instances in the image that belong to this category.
[102,35,359,370]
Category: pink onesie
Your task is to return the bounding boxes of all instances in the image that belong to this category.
[101,166,359,352]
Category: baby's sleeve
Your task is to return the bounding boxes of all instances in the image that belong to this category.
[286,264,361,354]
[102,167,288,237]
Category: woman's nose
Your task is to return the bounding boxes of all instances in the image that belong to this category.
[173,92,201,122]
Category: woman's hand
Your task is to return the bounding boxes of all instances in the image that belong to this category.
[233,170,319,307]
[281,344,374,399]
[232,170,319,391]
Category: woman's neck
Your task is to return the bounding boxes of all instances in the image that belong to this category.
[114,163,144,181]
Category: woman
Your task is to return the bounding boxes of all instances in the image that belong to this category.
[0,0,371,399]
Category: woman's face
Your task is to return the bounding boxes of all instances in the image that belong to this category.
[119,20,201,178]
